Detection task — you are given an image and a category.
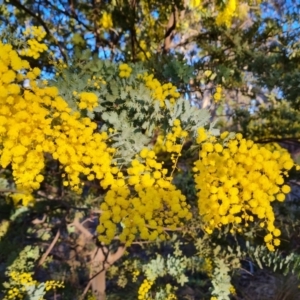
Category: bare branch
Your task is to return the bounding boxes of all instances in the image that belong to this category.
[70,218,94,240]
[38,229,60,266]
[163,6,178,53]
[32,214,47,225]
[0,189,23,194]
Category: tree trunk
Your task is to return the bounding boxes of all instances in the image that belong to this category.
[90,246,126,300]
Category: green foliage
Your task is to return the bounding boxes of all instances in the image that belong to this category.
[234,98,300,142]
[2,246,45,300]
[143,254,189,286]
[211,257,232,300]
[4,245,40,278]
[0,219,9,241]
[0,177,8,190]
[247,243,300,275]
[153,55,195,85]
[52,54,214,165]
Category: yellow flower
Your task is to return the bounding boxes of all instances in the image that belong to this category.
[264,233,273,243]
[173,119,181,126]
[99,11,113,29]
[78,92,98,111]
[119,63,132,78]
[190,0,201,9]
[281,184,291,194]
[274,238,281,246]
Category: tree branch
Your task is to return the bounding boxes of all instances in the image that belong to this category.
[38,229,60,266]
[163,6,178,53]
[9,0,67,61]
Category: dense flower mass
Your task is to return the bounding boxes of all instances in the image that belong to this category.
[193,131,294,251]
[20,26,48,59]
[77,91,99,111]
[138,279,153,300]
[97,157,192,246]
[98,183,188,246]
[0,40,115,205]
[97,120,192,246]
[143,74,181,107]
[0,36,294,257]
[165,119,188,152]
[216,0,237,27]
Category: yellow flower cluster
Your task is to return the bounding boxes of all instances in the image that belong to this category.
[77,91,99,111]
[213,85,222,102]
[119,63,132,78]
[166,293,177,300]
[20,26,48,59]
[132,270,140,282]
[189,0,202,9]
[264,143,300,171]
[87,75,106,89]
[49,117,115,192]
[98,175,191,245]
[196,127,208,144]
[153,120,189,154]
[97,125,192,245]
[229,285,236,295]
[23,26,46,41]
[264,142,285,152]
[138,279,153,300]
[87,293,97,300]
[99,11,113,29]
[4,271,64,300]
[128,149,169,188]
[137,40,151,61]
[165,119,188,153]
[193,131,294,251]
[143,74,180,107]
[50,57,68,76]
[5,287,21,300]
[0,219,10,240]
[0,42,116,205]
[202,257,213,277]
[216,0,237,27]
[9,271,37,286]
[153,134,167,153]
[44,280,65,291]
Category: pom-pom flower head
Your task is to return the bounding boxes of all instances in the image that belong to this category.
[193,132,294,251]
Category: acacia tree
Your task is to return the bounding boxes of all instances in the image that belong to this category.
[0,1,300,300]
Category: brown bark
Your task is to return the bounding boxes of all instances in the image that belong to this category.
[90,246,126,300]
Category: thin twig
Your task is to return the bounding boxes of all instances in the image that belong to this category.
[70,218,94,240]
[32,214,47,225]
[80,280,93,300]
[38,229,60,266]
[0,189,23,194]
